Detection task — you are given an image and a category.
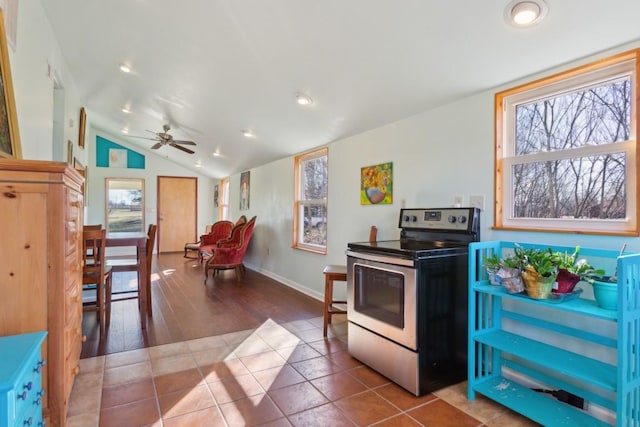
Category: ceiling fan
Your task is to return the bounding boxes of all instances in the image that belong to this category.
[130,124,197,154]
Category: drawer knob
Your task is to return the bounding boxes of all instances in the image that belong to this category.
[23,381,33,391]
[17,390,28,400]
[23,416,34,426]
[33,397,42,406]
[37,389,45,398]
[33,359,46,373]
[73,365,80,376]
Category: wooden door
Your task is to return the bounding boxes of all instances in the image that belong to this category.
[157,176,197,253]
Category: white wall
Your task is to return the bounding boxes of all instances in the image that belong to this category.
[10,0,82,161]
[84,127,218,255]
[238,40,640,301]
[11,2,640,303]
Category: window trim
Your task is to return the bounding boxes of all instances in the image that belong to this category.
[495,48,640,236]
[293,147,328,254]
[218,177,230,220]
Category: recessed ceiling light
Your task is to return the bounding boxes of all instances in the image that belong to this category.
[242,130,254,138]
[295,93,313,106]
[122,127,129,134]
[505,0,548,27]
[194,162,202,168]
[121,105,131,114]
[213,150,221,157]
[119,63,131,73]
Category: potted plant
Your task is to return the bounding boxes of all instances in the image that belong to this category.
[553,247,604,294]
[520,247,558,299]
[491,247,526,293]
[583,272,618,310]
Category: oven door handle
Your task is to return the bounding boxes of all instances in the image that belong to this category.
[346,250,415,267]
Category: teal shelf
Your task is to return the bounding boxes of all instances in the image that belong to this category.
[475,330,616,391]
[475,284,618,321]
[468,241,640,427]
[473,376,610,427]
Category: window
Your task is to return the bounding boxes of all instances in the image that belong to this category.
[219,177,230,220]
[495,49,639,235]
[294,147,328,253]
[105,178,145,233]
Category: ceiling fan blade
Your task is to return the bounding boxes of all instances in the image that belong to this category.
[151,142,164,150]
[170,143,195,154]
[172,139,197,146]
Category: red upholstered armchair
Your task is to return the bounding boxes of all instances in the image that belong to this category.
[204,216,256,279]
[198,220,234,262]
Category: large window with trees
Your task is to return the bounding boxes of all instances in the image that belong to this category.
[294,147,328,253]
[495,49,639,235]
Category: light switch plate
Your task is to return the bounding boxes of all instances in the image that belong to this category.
[469,195,485,210]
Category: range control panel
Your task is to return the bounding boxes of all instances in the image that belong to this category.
[399,207,480,232]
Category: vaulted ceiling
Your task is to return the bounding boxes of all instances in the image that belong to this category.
[41,1,640,178]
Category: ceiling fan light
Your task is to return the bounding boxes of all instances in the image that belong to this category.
[213,150,221,157]
[119,63,131,73]
[505,0,547,27]
[242,130,254,138]
[122,127,129,134]
[121,105,131,114]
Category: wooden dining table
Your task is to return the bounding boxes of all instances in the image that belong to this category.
[105,231,149,329]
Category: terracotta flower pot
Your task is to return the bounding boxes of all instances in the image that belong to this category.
[554,269,581,294]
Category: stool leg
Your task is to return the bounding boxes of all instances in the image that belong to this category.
[323,275,334,338]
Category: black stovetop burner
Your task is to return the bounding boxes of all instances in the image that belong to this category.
[347,239,469,260]
[347,207,481,260]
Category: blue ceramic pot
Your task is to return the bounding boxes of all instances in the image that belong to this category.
[592,279,618,310]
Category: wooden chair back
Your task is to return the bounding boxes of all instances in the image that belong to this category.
[82,228,112,338]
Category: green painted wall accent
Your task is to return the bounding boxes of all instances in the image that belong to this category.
[96,135,145,169]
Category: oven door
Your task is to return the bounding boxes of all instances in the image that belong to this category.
[346,251,417,350]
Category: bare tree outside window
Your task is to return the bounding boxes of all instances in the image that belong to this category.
[496,49,639,235]
[294,148,328,252]
[512,79,630,219]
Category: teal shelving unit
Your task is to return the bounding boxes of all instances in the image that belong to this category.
[467,241,640,427]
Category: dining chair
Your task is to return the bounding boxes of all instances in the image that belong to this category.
[105,224,157,316]
[82,228,112,339]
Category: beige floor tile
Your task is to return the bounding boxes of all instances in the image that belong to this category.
[104,348,149,369]
[186,334,228,352]
[103,361,152,387]
[148,341,191,359]
[151,353,197,376]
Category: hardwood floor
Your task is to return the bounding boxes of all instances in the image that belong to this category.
[81,253,323,358]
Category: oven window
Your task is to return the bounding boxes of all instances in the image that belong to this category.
[354,264,404,328]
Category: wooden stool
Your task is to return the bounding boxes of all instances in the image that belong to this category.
[323,264,347,337]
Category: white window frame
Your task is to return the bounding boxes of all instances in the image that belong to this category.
[495,49,639,236]
[293,147,328,254]
[219,177,230,220]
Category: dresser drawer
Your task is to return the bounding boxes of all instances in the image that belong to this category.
[0,332,47,427]
[65,285,81,327]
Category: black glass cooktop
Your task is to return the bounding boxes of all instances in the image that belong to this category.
[347,239,470,260]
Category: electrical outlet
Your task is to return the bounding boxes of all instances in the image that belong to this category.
[454,195,463,207]
[469,195,485,210]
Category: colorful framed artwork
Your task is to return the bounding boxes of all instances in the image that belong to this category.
[240,171,250,210]
[361,162,393,205]
[0,9,21,159]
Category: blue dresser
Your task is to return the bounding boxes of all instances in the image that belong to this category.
[0,332,47,427]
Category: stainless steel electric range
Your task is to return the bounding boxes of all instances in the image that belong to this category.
[346,207,480,396]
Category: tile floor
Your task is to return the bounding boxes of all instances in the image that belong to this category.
[67,315,539,427]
